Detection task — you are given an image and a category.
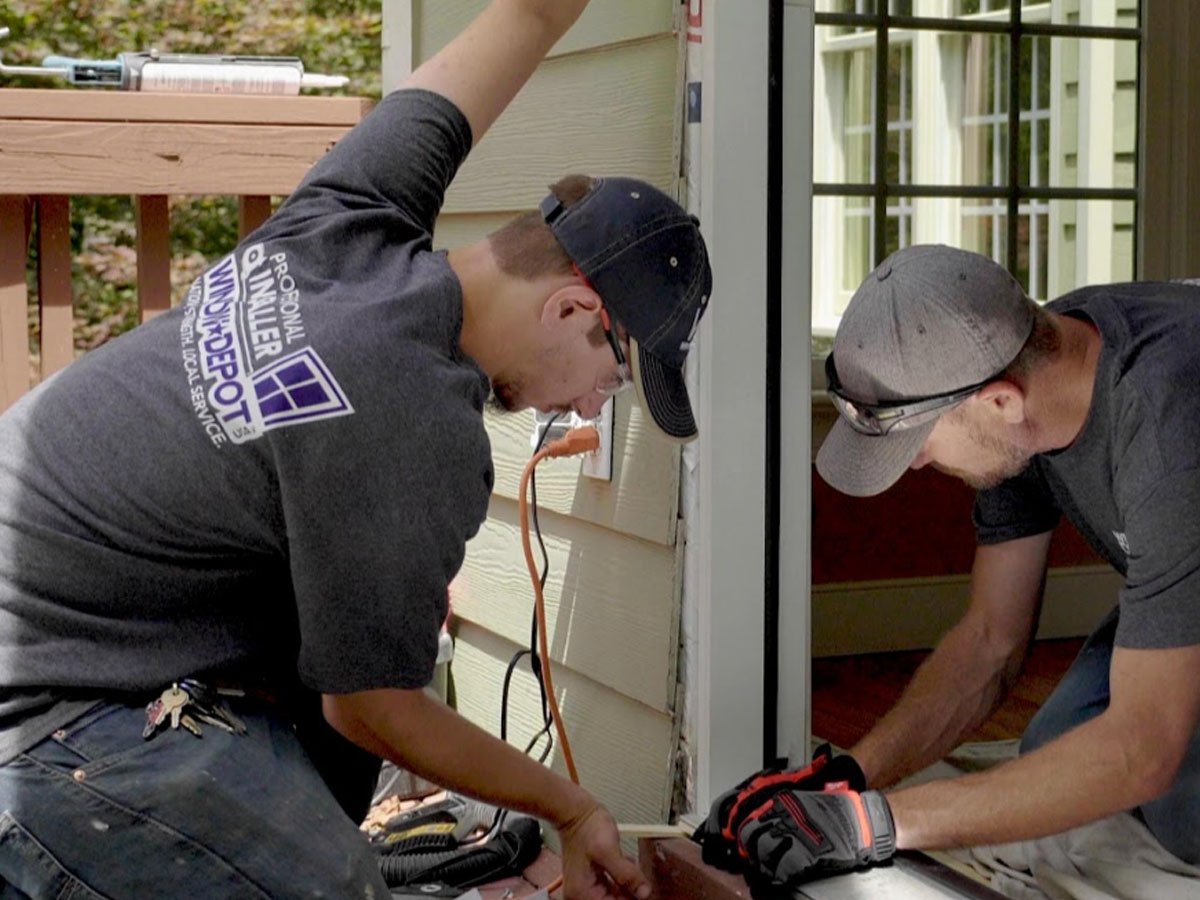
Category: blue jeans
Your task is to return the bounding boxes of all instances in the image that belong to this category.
[1020,606,1200,863]
[0,698,391,899]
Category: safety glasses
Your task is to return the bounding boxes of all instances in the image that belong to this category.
[572,262,633,397]
[596,306,633,396]
[824,352,992,436]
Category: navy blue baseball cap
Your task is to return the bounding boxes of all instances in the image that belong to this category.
[540,176,712,442]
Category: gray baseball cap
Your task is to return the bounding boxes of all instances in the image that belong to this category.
[816,245,1035,497]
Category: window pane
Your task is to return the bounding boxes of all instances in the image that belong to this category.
[959,34,1011,187]
[1017,36,1051,188]
[954,1,1070,14]
[842,198,873,298]
[1043,37,1138,188]
[818,0,873,36]
[1051,0,1139,27]
[960,198,1008,272]
[1043,200,1136,298]
[885,196,913,259]
[811,196,875,336]
[813,26,875,185]
[886,44,914,184]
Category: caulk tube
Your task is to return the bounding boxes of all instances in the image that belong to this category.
[122,53,304,95]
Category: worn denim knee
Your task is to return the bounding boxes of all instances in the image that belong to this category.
[1019,606,1117,755]
[1019,605,1200,863]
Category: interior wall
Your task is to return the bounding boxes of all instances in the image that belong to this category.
[809,405,1115,656]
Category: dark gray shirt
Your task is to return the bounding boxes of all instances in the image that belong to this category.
[0,89,494,761]
[974,282,1200,649]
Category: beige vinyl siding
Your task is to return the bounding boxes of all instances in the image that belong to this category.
[481,405,682,547]
[403,0,685,828]
[451,621,676,826]
[454,495,680,711]
[442,35,682,214]
[415,2,676,62]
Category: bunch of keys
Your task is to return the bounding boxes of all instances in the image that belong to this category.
[143,681,248,740]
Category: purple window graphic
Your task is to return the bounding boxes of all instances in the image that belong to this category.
[251,348,352,428]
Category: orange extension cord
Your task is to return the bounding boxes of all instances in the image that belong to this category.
[518,425,600,896]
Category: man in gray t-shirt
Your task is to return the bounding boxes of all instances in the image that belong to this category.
[702,244,1200,891]
[0,3,712,899]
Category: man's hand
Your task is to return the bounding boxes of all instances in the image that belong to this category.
[558,803,650,900]
[692,744,866,870]
[737,788,896,892]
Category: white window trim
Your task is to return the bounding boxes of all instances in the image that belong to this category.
[779,0,817,766]
[689,0,772,811]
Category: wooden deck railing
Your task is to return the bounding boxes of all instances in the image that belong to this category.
[0,88,372,412]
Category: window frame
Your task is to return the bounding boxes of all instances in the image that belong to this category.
[813,0,1141,305]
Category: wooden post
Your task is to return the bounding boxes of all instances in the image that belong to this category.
[36,196,75,380]
[238,195,273,238]
[0,196,31,411]
[135,195,172,322]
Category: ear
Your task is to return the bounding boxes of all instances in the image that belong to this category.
[976,379,1027,425]
[539,281,603,329]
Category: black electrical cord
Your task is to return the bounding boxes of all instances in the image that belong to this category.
[493,412,562,838]
[499,413,558,743]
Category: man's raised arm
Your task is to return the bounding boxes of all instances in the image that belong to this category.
[401,0,591,146]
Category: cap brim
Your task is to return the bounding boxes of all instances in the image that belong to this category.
[630,337,697,443]
[815,416,936,497]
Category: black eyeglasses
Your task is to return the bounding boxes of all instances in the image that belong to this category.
[824,352,994,436]
[596,306,633,396]
[573,262,633,396]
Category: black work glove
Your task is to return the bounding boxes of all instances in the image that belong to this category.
[737,788,896,894]
[691,744,866,871]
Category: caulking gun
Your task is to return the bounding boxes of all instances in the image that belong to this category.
[0,27,348,94]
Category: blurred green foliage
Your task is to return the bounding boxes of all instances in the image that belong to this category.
[1,0,381,359]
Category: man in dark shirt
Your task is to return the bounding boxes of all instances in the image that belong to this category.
[830,244,1200,870]
[699,244,1200,892]
[0,2,711,898]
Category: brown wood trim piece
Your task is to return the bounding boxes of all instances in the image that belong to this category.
[35,196,74,378]
[0,196,31,411]
[0,89,374,126]
[135,195,172,323]
[238,195,273,238]
[0,122,348,196]
[638,838,752,900]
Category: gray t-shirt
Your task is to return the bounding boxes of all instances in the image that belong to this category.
[974,282,1200,649]
[0,89,494,760]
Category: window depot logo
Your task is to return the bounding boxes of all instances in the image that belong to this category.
[179,244,353,446]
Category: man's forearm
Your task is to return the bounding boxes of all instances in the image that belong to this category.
[324,688,593,830]
[851,616,1021,788]
[888,707,1166,849]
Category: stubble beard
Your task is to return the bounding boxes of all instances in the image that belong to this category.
[943,423,1031,490]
